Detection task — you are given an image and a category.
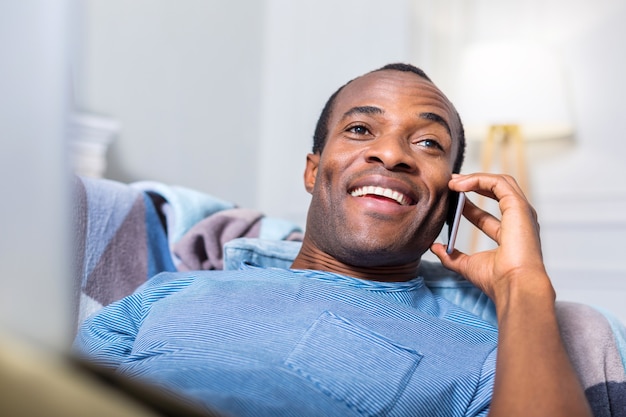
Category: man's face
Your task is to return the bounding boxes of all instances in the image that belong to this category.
[303,70,461,267]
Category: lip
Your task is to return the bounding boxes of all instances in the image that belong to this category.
[347,175,419,207]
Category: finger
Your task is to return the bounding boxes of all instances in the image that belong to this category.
[450,173,526,203]
[462,196,501,243]
[450,174,532,227]
[430,242,459,267]
[430,243,471,279]
[490,173,526,197]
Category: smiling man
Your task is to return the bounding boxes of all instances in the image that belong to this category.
[74,64,592,417]
[294,65,461,275]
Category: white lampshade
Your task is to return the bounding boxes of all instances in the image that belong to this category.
[453,41,574,141]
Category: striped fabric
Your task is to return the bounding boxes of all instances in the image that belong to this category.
[74,265,498,417]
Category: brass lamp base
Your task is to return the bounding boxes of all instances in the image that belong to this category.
[469,124,529,253]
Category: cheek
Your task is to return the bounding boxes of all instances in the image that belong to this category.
[309,159,344,215]
[315,148,356,190]
[423,163,452,195]
[421,170,453,221]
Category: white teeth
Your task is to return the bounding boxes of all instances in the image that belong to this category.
[350,186,411,206]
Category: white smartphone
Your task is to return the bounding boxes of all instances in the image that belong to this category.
[446,192,466,255]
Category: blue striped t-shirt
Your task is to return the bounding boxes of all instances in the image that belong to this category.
[74,264,498,417]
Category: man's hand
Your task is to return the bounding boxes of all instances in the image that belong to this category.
[431,173,551,305]
[431,173,592,417]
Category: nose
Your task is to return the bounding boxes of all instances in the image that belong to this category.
[364,134,416,172]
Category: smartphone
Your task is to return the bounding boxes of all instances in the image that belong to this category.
[446,192,466,255]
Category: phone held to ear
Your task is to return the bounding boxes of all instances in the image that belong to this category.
[446,192,466,255]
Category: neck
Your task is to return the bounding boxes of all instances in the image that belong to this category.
[290,239,422,282]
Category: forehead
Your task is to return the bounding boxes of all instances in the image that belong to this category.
[332,70,459,135]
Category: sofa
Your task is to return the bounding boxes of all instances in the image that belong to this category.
[72,175,626,416]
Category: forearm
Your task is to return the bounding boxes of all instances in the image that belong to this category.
[437,173,593,416]
[488,274,592,417]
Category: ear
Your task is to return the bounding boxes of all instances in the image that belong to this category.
[304,153,320,194]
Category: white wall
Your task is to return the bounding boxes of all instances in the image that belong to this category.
[76,0,266,209]
[537,0,626,322]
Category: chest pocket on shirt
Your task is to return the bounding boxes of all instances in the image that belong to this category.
[284,311,422,416]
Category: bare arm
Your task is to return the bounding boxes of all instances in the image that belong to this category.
[431,173,592,417]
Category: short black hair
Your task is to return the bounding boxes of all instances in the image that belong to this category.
[311,63,466,174]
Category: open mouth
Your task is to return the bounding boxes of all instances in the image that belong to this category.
[349,186,415,206]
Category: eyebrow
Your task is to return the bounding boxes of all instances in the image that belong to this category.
[341,106,384,120]
[340,106,452,137]
[420,112,452,137]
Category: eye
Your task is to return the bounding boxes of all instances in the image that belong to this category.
[346,124,371,136]
[417,138,444,150]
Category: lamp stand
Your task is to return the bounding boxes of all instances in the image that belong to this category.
[469,124,529,253]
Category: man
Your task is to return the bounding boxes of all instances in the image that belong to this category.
[74,63,592,416]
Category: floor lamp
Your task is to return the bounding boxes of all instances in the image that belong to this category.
[453,41,574,253]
